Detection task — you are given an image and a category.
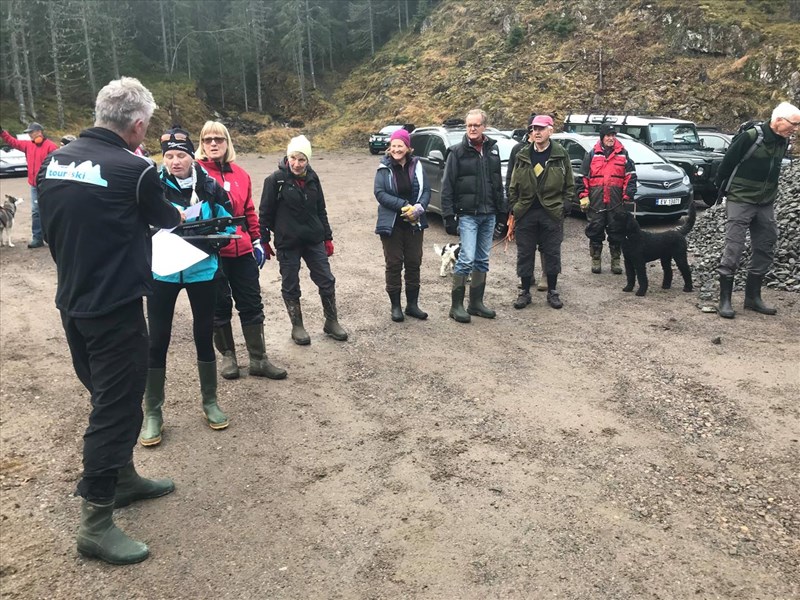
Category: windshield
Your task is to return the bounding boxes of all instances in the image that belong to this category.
[649,123,701,149]
[379,125,403,135]
[618,139,667,164]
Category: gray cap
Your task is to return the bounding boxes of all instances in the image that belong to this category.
[24,122,44,133]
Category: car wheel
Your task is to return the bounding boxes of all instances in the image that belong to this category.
[369,148,379,155]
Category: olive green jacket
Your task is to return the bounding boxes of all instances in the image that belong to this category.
[508,141,574,222]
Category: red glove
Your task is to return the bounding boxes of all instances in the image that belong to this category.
[264,241,275,260]
[324,240,334,257]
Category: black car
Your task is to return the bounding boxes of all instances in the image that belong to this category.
[369,124,405,155]
[552,133,693,220]
[564,114,722,205]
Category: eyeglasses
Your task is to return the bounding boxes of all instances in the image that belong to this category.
[160,132,188,142]
[466,123,484,129]
[782,118,800,127]
[202,136,227,145]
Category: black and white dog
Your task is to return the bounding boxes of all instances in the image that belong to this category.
[614,202,695,297]
[0,195,23,247]
[434,242,460,277]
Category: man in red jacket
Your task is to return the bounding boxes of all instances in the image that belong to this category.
[0,122,58,248]
[578,124,637,274]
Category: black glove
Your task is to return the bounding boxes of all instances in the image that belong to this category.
[444,215,458,236]
[563,203,572,218]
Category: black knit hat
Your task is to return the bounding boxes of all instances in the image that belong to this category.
[599,124,616,138]
[160,126,195,156]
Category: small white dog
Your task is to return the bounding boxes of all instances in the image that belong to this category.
[0,195,23,247]
[434,242,460,277]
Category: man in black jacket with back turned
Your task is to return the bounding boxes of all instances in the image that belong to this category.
[37,77,182,566]
[441,108,505,323]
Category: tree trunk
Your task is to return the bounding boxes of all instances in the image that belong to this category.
[159,0,170,73]
[327,5,334,71]
[295,4,306,107]
[368,0,375,56]
[305,0,316,90]
[397,2,402,30]
[405,0,410,29]
[81,0,97,99]
[7,1,27,124]
[47,3,65,128]
[18,1,36,118]
[216,38,225,109]
[252,3,263,113]
[241,56,248,112]
[109,17,120,79]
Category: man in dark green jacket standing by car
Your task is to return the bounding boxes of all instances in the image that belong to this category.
[508,115,574,310]
[715,101,799,319]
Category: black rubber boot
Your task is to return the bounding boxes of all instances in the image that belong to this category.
[213,324,239,380]
[404,287,428,320]
[242,323,288,379]
[388,291,404,322]
[718,274,736,319]
[321,294,348,341]
[76,500,149,565]
[744,273,777,315]
[609,244,623,275]
[197,361,229,430]
[284,298,311,345]
[590,243,602,274]
[139,368,165,447]
[449,274,471,323]
[467,271,496,318]
[114,462,175,508]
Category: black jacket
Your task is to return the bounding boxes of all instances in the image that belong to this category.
[441,135,504,218]
[37,127,181,317]
[259,160,333,250]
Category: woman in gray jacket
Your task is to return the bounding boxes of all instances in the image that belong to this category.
[373,128,431,322]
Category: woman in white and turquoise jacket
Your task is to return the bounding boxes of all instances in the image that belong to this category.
[140,128,236,447]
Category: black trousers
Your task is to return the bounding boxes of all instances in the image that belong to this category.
[585,202,625,245]
[147,279,217,368]
[515,208,563,278]
[380,225,424,293]
[214,254,265,327]
[61,300,148,502]
[276,242,336,301]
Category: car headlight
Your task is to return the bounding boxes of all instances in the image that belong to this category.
[695,166,704,177]
[682,174,690,185]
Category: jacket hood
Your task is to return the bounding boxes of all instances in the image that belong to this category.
[79,127,129,149]
[592,138,625,155]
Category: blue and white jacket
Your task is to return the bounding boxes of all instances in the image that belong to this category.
[373,155,431,236]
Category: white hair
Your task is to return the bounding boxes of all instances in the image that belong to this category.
[771,102,800,122]
[466,109,488,126]
[94,77,157,132]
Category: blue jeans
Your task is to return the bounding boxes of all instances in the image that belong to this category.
[30,185,43,241]
[455,213,496,275]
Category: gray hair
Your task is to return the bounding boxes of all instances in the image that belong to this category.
[771,101,800,122]
[466,108,488,126]
[94,77,158,132]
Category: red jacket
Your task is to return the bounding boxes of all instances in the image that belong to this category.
[197,159,259,258]
[578,139,637,206]
[1,129,59,187]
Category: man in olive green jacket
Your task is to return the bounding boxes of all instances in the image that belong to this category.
[714,101,799,319]
[508,115,574,309]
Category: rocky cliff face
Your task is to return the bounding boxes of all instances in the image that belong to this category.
[329,0,799,141]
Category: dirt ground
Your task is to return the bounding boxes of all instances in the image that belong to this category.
[1,150,798,600]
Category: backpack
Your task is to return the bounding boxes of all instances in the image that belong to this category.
[718,122,765,200]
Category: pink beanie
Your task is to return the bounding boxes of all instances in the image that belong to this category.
[389,128,411,148]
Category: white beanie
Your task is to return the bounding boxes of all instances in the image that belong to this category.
[287,135,312,160]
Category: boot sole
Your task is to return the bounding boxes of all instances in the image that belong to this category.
[77,544,149,565]
[221,371,240,380]
[114,485,175,508]
[743,304,777,315]
[139,436,162,447]
[207,420,229,430]
[292,337,311,345]
[249,370,288,380]
[467,309,496,318]
[449,311,471,323]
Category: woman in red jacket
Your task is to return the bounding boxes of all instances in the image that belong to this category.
[195,121,287,381]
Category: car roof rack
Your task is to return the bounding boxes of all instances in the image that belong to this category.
[442,118,465,128]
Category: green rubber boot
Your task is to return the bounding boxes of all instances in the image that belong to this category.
[321,293,348,341]
[242,323,288,379]
[198,361,229,430]
[284,298,311,345]
[114,462,175,508]
[449,274,471,323]
[591,243,603,274]
[76,499,149,565]
[467,271,496,319]
[139,368,165,447]
[609,244,623,275]
[213,324,240,380]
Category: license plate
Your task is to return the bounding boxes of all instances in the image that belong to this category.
[656,197,681,206]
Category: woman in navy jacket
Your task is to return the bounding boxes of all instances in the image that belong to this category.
[140,128,235,447]
[373,128,431,322]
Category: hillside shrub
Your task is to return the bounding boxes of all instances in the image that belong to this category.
[506,25,525,51]
[392,54,411,65]
[542,12,576,38]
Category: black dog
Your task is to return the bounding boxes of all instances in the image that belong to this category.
[614,203,695,297]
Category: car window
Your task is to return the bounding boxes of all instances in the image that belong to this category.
[428,135,447,156]
[562,140,586,162]
[619,140,666,164]
[411,134,434,157]
[700,134,727,151]
[380,125,403,135]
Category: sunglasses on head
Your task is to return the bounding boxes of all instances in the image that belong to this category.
[161,132,188,142]
[202,136,226,144]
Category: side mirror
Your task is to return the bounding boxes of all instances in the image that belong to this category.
[428,150,444,163]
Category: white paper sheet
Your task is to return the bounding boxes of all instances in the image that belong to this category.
[151,230,209,277]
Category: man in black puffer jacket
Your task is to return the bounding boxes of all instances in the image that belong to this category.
[441,109,505,323]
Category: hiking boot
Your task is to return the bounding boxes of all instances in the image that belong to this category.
[547,290,563,309]
[513,290,532,309]
[27,238,45,249]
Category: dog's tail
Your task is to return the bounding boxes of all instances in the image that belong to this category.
[678,201,696,236]
[433,243,443,256]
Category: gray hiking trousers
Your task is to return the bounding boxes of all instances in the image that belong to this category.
[718,201,778,277]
